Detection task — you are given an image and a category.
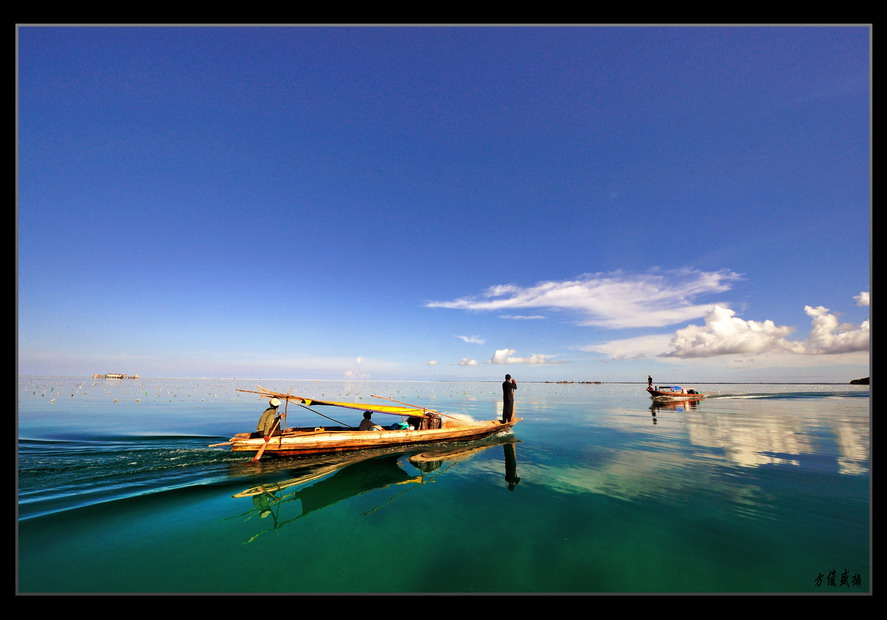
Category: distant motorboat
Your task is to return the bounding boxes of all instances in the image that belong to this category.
[646,385,704,401]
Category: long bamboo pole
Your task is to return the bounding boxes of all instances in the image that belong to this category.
[370,394,463,422]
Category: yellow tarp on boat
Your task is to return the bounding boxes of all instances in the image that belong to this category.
[237,388,432,417]
[295,396,425,416]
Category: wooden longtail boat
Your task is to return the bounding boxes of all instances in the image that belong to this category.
[646,385,705,401]
[211,387,521,459]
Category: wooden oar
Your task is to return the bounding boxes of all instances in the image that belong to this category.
[253,416,282,462]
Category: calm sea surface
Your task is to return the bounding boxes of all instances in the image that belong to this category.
[17,377,870,594]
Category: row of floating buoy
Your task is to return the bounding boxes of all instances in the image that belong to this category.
[22,381,230,404]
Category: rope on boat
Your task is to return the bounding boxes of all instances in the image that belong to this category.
[297,403,355,429]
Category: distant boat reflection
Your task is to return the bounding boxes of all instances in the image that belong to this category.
[649,398,702,423]
[230,435,521,542]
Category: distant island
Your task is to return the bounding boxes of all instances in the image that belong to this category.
[92,373,141,380]
[543,381,604,384]
[850,377,869,385]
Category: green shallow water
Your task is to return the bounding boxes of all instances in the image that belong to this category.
[17,378,870,594]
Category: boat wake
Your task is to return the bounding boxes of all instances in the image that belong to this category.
[17,435,246,521]
[445,413,479,424]
[706,390,868,400]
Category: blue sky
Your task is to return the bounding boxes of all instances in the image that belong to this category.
[17,25,870,383]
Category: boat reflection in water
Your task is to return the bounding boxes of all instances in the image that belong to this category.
[230,435,521,542]
[649,397,703,423]
[410,439,521,490]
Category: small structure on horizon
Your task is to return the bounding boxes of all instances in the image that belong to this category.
[93,373,141,380]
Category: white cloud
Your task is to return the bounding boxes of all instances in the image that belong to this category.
[458,358,478,366]
[456,335,486,344]
[342,356,369,378]
[426,360,439,365]
[489,348,517,364]
[578,334,674,360]
[802,305,870,354]
[427,269,742,329]
[662,305,804,358]
[585,295,870,361]
[855,291,870,307]
[488,348,562,365]
[343,369,370,379]
[499,314,546,320]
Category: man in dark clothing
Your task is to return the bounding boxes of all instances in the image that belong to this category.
[502,374,517,423]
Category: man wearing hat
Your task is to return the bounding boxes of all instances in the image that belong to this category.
[257,398,282,440]
[358,410,383,431]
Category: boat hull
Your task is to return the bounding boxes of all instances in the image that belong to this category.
[223,418,521,457]
[646,387,704,401]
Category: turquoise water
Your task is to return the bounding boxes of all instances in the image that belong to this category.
[17,377,870,594]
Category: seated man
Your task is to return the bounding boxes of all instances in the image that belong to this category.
[255,398,282,439]
[358,411,383,431]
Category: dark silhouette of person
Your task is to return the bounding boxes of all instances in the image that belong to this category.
[502,374,517,423]
[504,442,521,490]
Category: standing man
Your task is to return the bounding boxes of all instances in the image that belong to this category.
[502,374,517,423]
[648,375,653,388]
[257,398,281,440]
